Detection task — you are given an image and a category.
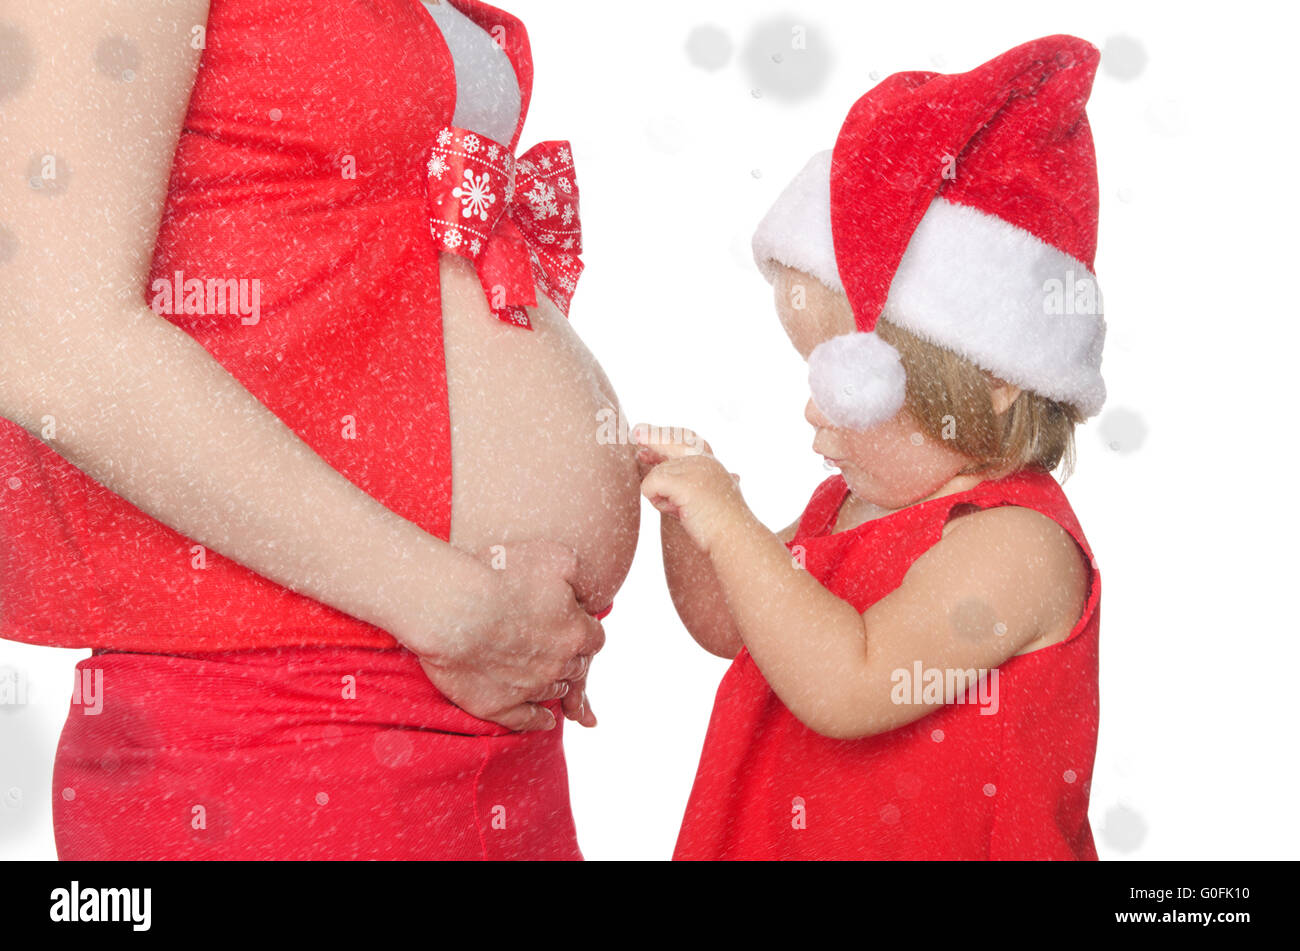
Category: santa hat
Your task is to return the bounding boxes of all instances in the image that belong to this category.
[753,35,1107,430]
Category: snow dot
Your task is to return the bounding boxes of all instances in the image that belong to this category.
[929,52,947,68]
[1145,98,1186,137]
[315,791,329,806]
[1116,186,1136,204]
[0,223,16,265]
[1063,769,1078,784]
[868,70,881,82]
[895,772,923,800]
[268,108,283,122]
[61,787,76,802]
[741,18,833,103]
[94,36,141,83]
[879,803,901,825]
[994,622,1007,637]
[685,24,733,71]
[1100,803,1148,853]
[0,23,34,101]
[950,596,999,642]
[6,477,21,490]
[909,432,924,446]
[982,783,997,797]
[4,786,21,808]
[751,169,763,179]
[373,731,414,768]
[26,153,72,196]
[322,724,343,746]
[1098,407,1147,454]
[1101,35,1147,81]
[930,729,944,743]
[99,751,121,773]
[645,113,688,154]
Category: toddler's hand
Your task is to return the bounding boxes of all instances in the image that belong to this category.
[633,423,747,553]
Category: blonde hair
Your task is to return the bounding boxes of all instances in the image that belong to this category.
[874,318,1084,482]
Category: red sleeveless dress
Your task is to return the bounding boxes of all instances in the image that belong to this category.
[0,0,587,859]
[674,468,1101,860]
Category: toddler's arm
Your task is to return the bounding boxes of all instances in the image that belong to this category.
[639,428,1087,740]
[658,508,799,659]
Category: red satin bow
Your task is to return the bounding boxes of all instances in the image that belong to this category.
[425,126,584,329]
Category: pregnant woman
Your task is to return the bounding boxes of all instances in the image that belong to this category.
[0,0,639,859]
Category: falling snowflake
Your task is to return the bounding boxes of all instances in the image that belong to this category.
[561,237,575,250]
[461,133,482,154]
[442,228,463,249]
[452,169,497,222]
[436,129,454,146]
[427,154,449,179]
[539,233,556,244]
[517,159,536,175]
[539,155,553,170]
[561,206,575,226]
[525,180,558,220]
[487,144,501,161]
[557,177,572,194]
[559,254,573,266]
[469,238,483,255]
[558,146,571,164]
[558,274,576,292]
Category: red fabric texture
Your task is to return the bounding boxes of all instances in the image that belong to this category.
[674,467,1100,860]
[52,645,581,860]
[0,0,535,653]
[830,35,1100,335]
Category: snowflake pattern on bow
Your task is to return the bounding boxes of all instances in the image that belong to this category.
[453,169,497,222]
[424,125,584,329]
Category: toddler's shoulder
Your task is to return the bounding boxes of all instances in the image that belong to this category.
[938,501,1091,647]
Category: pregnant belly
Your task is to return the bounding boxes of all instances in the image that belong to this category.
[440,256,640,612]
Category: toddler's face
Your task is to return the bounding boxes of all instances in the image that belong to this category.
[771,264,976,509]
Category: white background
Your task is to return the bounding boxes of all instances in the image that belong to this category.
[3,0,1298,860]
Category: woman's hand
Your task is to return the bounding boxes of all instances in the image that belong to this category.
[634,424,749,555]
[414,540,604,732]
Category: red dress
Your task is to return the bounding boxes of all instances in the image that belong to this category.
[674,468,1101,860]
[0,0,588,859]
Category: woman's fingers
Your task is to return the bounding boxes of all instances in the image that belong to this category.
[494,702,557,733]
[562,683,597,728]
[560,653,591,681]
[530,680,571,702]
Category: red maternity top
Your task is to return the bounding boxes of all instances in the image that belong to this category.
[674,467,1101,860]
[0,0,539,652]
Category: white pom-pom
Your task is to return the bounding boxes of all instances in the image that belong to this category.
[808,332,907,431]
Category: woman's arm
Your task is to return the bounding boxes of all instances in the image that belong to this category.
[0,0,600,732]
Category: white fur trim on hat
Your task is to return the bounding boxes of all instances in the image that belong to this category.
[753,161,1107,422]
[751,151,843,294]
[883,197,1106,417]
[808,332,907,431]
